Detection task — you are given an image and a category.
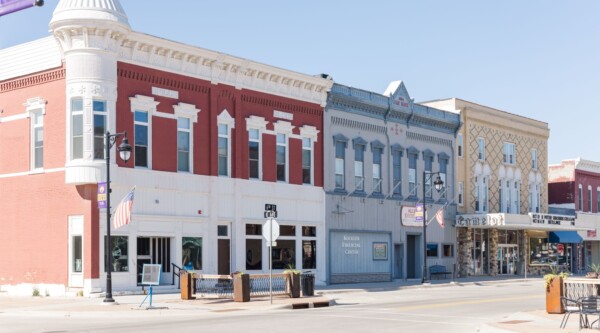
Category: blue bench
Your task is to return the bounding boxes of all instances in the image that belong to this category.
[429,265,451,280]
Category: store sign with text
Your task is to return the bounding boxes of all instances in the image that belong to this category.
[401,206,426,227]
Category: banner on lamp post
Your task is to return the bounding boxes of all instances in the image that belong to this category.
[98,182,107,209]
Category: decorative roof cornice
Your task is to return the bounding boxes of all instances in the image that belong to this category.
[116,32,332,107]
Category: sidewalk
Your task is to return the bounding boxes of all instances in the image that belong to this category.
[0,275,592,332]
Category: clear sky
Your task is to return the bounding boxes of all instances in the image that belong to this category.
[2,0,599,165]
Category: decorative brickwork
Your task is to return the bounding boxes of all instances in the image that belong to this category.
[0,67,65,93]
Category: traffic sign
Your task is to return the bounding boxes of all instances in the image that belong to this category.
[262,219,280,242]
[264,211,278,218]
[265,204,277,211]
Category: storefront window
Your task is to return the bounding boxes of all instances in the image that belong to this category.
[246,239,262,270]
[182,237,202,270]
[530,237,559,265]
[272,240,296,269]
[302,240,316,269]
[442,244,454,257]
[427,243,439,257]
[72,235,82,272]
[104,236,128,272]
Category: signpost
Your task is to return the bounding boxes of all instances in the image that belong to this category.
[263,204,279,304]
[139,264,162,309]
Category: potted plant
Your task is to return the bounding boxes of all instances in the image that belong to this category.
[284,264,301,298]
[544,266,569,314]
[587,263,600,278]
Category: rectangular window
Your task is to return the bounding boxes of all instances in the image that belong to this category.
[503,143,516,165]
[439,159,447,199]
[513,181,520,214]
[354,146,364,191]
[597,188,600,212]
[177,117,190,172]
[426,243,439,257]
[276,133,286,181]
[272,239,296,269]
[280,225,296,236]
[477,138,485,161]
[531,149,538,169]
[589,186,593,213]
[31,110,43,169]
[302,138,312,184]
[457,134,463,158]
[500,180,505,212]
[93,100,106,160]
[442,244,454,257]
[408,154,417,196]
[104,236,128,272]
[579,184,583,211]
[372,147,382,193]
[248,129,260,179]
[393,151,401,195]
[246,239,262,270]
[475,177,480,212]
[335,141,345,190]
[72,235,82,272]
[134,110,149,167]
[182,237,202,270]
[302,226,316,237]
[425,156,433,198]
[218,124,229,176]
[302,240,316,269]
[217,225,228,237]
[71,98,84,160]
[458,182,463,206]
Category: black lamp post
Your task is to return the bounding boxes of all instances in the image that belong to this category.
[104,131,132,303]
[422,171,444,284]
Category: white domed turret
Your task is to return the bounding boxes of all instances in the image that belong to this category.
[49,0,131,185]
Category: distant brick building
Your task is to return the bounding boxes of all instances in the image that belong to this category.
[0,0,331,295]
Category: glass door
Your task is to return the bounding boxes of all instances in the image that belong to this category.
[497,245,518,275]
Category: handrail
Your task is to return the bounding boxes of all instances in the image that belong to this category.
[172,263,182,289]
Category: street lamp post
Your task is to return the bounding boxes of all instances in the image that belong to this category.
[104,131,132,303]
[422,171,444,284]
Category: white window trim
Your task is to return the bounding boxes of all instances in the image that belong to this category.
[218,109,235,177]
[92,99,107,160]
[246,116,268,180]
[504,142,516,165]
[273,120,294,183]
[531,149,538,169]
[300,125,319,186]
[174,103,200,174]
[130,95,159,169]
[477,138,485,161]
[70,97,84,160]
[25,97,46,171]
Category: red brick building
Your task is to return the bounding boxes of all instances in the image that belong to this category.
[0,0,331,295]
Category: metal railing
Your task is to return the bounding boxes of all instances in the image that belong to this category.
[171,263,182,289]
[564,278,600,300]
[191,273,291,298]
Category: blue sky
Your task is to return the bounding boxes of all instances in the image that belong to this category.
[2,1,599,165]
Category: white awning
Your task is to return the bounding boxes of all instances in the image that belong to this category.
[455,213,592,232]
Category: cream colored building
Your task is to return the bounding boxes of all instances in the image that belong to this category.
[422,99,583,277]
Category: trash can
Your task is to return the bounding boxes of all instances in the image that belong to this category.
[301,271,315,297]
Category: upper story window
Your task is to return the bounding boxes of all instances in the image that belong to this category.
[424,152,434,198]
[218,124,230,176]
[391,145,403,196]
[353,139,366,192]
[334,134,348,190]
[477,138,485,161]
[475,176,488,213]
[134,110,149,168]
[71,98,84,160]
[276,133,287,181]
[93,100,106,160]
[30,110,44,170]
[596,187,600,212]
[503,142,516,165]
[458,182,463,206]
[177,117,191,172]
[249,128,260,179]
[217,110,235,177]
[302,138,312,185]
[589,185,593,213]
[438,153,449,199]
[408,149,418,197]
[513,181,520,214]
[372,147,382,193]
[457,133,463,158]
[579,184,583,211]
[531,149,538,169]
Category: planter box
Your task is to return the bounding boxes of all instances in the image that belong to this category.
[546,276,564,314]
[233,274,250,302]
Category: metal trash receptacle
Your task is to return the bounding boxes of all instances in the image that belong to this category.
[301,272,315,296]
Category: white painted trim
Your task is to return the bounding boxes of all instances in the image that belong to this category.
[218,109,235,177]
[0,167,65,178]
[177,116,193,173]
[246,116,266,181]
[173,102,201,123]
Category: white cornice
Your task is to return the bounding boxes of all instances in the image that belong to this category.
[576,158,600,174]
[117,31,333,107]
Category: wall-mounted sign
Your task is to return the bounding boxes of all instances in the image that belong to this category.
[152,86,179,99]
[455,214,505,227]
[401,206,424,227]
[373,242,388,260]
[273,110,293,121]
[342,234,360,255]
[529,213,575,227]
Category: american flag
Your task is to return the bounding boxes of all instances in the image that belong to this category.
[112,187,135,230]
[435,208,444,228]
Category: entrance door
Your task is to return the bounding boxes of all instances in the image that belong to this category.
[217,224,231,275]
[137,237,172,285]
[394,244,404,279]
[406,235,419,279]
[497,245,518,275]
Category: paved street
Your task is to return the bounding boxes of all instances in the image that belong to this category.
[2,278,593,333]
